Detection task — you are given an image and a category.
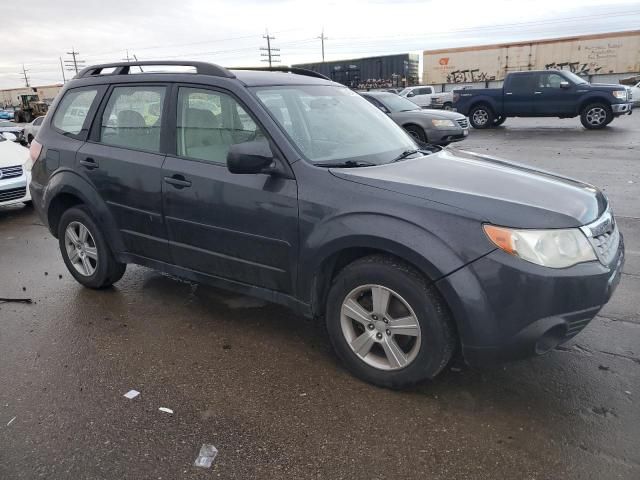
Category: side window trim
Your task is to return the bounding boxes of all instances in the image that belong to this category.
[87,82,170,154]
[50,85,107,141]
[171,83,273,166]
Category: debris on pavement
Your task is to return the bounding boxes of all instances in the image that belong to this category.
[123,390,140,400]
[159,407,174,414]
[0,297,32,304]
[194,444,218,468]
[7,416,16,426]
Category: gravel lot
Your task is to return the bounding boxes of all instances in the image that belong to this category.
[1,113,638,479]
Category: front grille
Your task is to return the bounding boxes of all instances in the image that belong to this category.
[456,118,469,129]
[591,226,620,265]
[0,186,26,202]
[0,165,23,179]
[565,317,593,339]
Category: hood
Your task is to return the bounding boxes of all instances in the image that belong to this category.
[397,109,465,120]
[0,139,29,168]
[330,149,606,229]
[589,83,627,91]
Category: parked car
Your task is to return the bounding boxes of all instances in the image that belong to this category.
[454,70,634,129]
[30,61,624,389]
[0,132,32,207]
[430,86,473,110]
[0,109,15,120]
[23,116,45,145]
[361,91,469,145]
[0,120,24,143]
[399,85,436,108]
[628,81,640,106]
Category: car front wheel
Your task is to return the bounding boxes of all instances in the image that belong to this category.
[404,125,427,142]
[580,103,612,129]
[469,105,495,129]
[326,255,456,389]
[58,206,126,288]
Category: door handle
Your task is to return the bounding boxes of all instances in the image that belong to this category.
[505,92,513,95]
[534,91,543,95]
[163,175,192,188]
[79,157,99,169]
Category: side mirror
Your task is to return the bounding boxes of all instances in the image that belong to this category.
[227,139,275,174]
[406,92,415,98]
[560,81,570,89]
[1,132,17,142]
[378,105,390,114]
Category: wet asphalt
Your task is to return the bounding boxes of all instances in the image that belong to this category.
[1,114,638,479]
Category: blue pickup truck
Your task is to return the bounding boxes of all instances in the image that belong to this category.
[453,70,633,130]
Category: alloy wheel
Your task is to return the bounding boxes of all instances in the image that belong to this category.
[64,221,98,276]
[472,109,489,126]
[586,107,607,126]
[340,284,421,370]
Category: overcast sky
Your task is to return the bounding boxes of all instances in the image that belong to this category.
[1,0,639,88]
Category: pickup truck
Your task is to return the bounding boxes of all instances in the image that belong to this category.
[453,70,633,129]
[399,85,436,108]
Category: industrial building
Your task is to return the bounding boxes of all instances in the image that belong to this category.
[0,84,63,108]
[423,30,640,92]
[294,53,419,89]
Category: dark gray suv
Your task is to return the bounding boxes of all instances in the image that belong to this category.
[29,61,624,388]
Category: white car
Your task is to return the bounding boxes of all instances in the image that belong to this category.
[399,85,436,108]
[23,116,45,145]
[0,132,32,207]
[629,81,640,106]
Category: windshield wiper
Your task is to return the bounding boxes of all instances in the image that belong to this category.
[390,149,424,162]
[315,160,377,168]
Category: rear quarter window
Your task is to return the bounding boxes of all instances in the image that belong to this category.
[52,88,99,135]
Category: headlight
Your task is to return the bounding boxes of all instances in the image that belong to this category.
[431,119,456,128]
[483,225,597,268]
[612,90,627,100]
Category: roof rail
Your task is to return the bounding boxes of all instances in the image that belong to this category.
[75,61,235,79]
[231,66,331,80]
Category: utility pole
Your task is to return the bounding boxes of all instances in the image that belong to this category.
[122,49,132,62]
[59,57,66,83]
[260,30,280,68]
[65,48,84,75]
[21,64,30,87]
[317,29,328,62]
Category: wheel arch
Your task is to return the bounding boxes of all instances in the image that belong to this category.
[578,96,612,115]
[44,170,126,256]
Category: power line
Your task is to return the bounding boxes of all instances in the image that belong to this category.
[64,48,85,75]
[260,30,280,67]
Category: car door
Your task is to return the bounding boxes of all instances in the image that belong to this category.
[161,85,298,293]
[503,73,536,116]
[534,72,580,116]
[77,83,171,262]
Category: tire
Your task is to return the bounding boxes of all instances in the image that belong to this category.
[443,102,453,111]
[58,206,126,289]
[27,134,34,144]
[23,200,33,208]
[493,116,507,126]
[404,125,427,142]
[580,103,612,129]
[325,255,456,389]
[469,104,495,129]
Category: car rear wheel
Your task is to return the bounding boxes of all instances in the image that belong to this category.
[469,105,495,129]
[404,125,427,142]
[580,103,612,129]
[58,206,126,289]
[443,102,453,111]
[326,255,456,389]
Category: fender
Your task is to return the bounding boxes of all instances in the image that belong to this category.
[298,212,487,310]
[468,96,500,115]
[43,168,126,256]
[576,94,613,116]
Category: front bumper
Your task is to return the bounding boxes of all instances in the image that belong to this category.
[0,168,31,206]
[612,102,633,114]
[437,232,624,366]
[429,127,469,145]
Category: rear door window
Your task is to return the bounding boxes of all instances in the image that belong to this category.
[509,74,536,93]
[52,88,99,135]
[99,85,166,152]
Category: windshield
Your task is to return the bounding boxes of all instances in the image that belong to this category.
[253,85,418,165]
[372,93,421,112]
[563,71,588,85]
